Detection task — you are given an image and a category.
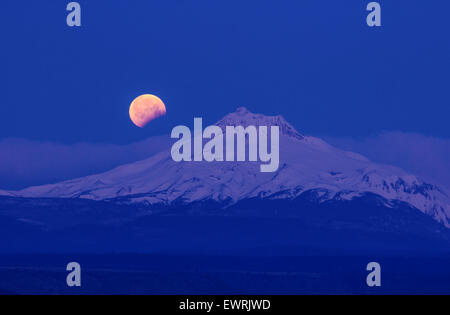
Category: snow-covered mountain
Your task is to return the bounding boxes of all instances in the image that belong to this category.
[3,107,450,227]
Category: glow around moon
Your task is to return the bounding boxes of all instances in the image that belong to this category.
[129,94,166,128]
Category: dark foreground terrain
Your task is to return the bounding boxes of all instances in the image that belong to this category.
[0,195,449,294]
[0,254,449,295]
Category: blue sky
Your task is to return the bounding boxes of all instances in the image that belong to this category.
[1,1,449,189]
[2,0,450,142]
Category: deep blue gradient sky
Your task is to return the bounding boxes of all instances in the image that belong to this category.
[1,0,449,144]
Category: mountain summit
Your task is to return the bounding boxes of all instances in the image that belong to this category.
[3,109,450,227]
[216,107,303,140]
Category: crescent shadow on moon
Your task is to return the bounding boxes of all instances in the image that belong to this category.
[129,94,166,128]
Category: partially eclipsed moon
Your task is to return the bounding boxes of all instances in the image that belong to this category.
[129,94,166,128]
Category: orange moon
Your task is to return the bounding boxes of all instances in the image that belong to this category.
[129,94,166,128]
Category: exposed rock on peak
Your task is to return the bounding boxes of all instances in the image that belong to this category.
[216,107,303,140]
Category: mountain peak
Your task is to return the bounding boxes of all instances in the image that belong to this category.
[4,106,450,228]
[216,107,304,140]
[234,106,252,115]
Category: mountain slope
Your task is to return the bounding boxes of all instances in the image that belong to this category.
[4,108,450,227]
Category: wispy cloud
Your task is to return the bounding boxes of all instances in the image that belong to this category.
[0,137,169,190]
[2,132,449,191]
[325,132,450,189]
